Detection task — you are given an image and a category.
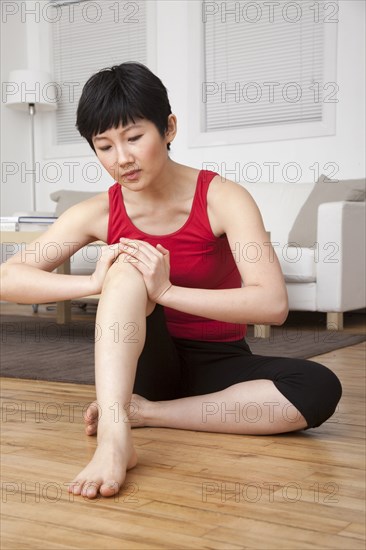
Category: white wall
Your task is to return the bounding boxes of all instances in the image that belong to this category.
[160,0,365,182]
[1,0,365,215]
[1,8,31,215]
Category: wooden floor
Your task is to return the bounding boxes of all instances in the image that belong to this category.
[1,304,365,549]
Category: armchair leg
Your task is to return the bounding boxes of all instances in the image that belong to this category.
[254,324,271,338]
[327,312,344,330]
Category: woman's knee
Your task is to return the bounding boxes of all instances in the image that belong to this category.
[274,358,342,429]
[321,365,342,420]
[302,361,342,428]
[102,255,156,315]
[104,255,144,286]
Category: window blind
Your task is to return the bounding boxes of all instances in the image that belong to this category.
[203,0,326,132]
[51,0,147,145]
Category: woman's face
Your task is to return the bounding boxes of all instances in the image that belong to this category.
[92,117,175,189]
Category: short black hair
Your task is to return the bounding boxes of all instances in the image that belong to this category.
[76,62,172,151]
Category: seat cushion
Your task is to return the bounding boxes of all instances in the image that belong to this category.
[286,282,317,310]
[279,247,316,283]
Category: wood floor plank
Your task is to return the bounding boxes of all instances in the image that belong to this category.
[338,522,366,541]
[202,521,366,550]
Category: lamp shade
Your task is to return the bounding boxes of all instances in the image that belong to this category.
[6,69,58,112]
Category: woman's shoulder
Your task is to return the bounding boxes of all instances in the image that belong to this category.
[206,174,260,235]
[207,173,254,205]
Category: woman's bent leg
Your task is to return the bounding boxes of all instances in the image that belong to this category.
[132,340,342,434]
[69,256,154,499]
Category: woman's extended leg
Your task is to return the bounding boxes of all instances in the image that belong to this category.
[68,256,155,499]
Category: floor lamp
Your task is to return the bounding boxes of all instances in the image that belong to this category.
[6,69,58,212]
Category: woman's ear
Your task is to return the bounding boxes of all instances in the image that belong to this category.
[165,114,177,145]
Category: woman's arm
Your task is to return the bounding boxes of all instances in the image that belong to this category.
[1,264,99,304]
[0,195,123,304]
[157,177,288,325]
[156,285,287,325]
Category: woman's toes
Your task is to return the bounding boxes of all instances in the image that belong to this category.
[84,402,99,435]
[82,481,100,499]
[100,480,120,497]
[85,422,97,435]
[69,479,83,495]
[84,402,99,423]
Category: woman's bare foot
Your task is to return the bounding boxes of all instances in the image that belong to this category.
[84,401,99,435]
[68,426,138,499]
[84,394,152,435]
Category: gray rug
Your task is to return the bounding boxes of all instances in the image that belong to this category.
[0,314,364,385]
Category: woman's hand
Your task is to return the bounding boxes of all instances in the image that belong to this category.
[119,237,172,302]
[89,243,124,294]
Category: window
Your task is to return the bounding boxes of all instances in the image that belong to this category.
[188,0,338,147]
[46,0,155,156]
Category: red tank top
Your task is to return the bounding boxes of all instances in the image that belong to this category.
[107,169,247,342]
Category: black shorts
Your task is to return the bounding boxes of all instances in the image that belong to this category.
[133,305,342,429]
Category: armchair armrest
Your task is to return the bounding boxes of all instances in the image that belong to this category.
[316,201,366,312]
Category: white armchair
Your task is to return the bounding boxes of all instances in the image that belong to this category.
[242,176,366,329]
[316,201,366,327]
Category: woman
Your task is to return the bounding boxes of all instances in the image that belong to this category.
[1,62,342,499]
